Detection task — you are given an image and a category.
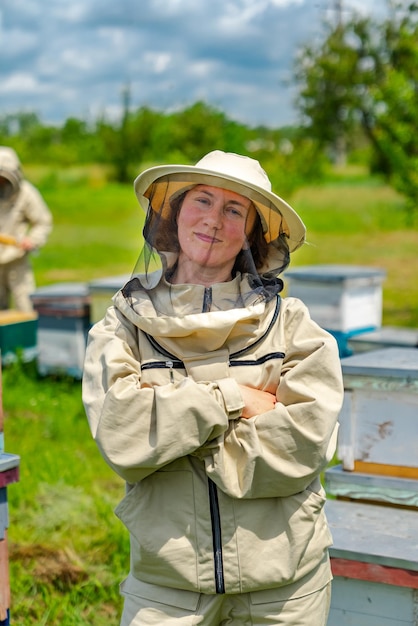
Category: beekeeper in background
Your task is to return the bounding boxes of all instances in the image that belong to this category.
[0,146,52,312]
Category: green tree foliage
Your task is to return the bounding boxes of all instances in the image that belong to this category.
[0,101,324,197]
[95,84,136,182]
[294,0,418,220]
[369,3,418,219]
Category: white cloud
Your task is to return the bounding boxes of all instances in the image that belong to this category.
[143,52,172,74]
[270,0,304,5]
[0,0,381,127]
[2,72,40,93]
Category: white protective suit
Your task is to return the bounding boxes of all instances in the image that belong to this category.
[82,151,344,625]
[0,147,52,311]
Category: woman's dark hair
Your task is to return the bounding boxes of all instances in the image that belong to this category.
[233,214,268,274]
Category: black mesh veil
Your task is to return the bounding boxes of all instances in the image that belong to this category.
[122,174,292,315]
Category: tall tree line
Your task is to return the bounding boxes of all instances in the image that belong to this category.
[0,101,324,199]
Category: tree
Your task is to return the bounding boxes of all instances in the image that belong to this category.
[95,84,137,182]
[294,0,418,220]
[367,2,418,217]
[167,102,238,162]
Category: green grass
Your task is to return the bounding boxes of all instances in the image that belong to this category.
[4,362,127,625]
[2,164,418,624]
[289,170,418,328]
[33,180,144,283]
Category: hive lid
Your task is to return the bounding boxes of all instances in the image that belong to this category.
[286,264,386,283]
[0,310,37,324]
[31,282,89,298]
[341,347,418,379]
[88,274,131,292]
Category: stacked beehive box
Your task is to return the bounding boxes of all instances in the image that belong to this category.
[325,347,418,626]
[0,363,19,626]
[88,274,130,324]
[0,310,37,365]
[30,282,91,379]
[27,276,130,379]
[285,264,386,356]
[348,325,418,354]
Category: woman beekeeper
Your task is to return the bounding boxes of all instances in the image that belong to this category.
[82,150,343,626]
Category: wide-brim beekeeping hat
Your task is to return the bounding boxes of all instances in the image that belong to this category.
[134,150,306,252]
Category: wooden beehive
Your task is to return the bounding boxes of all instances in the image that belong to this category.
[0,310,37,365]
[0,360,20,625]
[326,346,418,624]
[348,325,418,354]
[337,347,418,480]
[88,274,130,324]
[285,264,386,334]
[326,499,418,626]
[30,282,91,379]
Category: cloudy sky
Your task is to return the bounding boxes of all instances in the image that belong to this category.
[1,0,381,129]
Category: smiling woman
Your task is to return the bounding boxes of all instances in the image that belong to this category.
[172,185,256,285]
[82,150,344,626]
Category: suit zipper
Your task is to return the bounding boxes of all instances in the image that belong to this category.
[208,477,225,593]
[201,287,225,593]
[203,286,212,311]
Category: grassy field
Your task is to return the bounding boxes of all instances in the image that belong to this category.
[3,164,418,625]
[4,363,126,625]
[291,168,418,327]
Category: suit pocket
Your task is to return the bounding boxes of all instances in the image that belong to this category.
[115,469,200,586]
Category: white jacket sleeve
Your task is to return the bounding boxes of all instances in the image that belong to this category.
[82,306,237,483]
[200,298,344,499]
[0,181,52,264]
[21,182,53,247]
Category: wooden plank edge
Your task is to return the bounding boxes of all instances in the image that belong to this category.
[331,557,418,589]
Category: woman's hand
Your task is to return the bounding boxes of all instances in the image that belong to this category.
[238,385,277,419]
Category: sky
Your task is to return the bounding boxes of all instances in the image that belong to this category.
[1,0,382,129]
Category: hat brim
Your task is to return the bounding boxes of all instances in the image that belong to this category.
[134,164,305,252]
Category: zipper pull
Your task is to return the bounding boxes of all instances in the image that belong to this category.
[202,287,212,312]
[166,360,174,383]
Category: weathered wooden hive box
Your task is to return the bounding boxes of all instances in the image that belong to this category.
[88,274,130,324]
[325,346,418,625]
[326,498,418,626]
[336,346,418,480]
[0,364,20,624]
[0,454,19,624]
[30,282,90,379]
[0,310,37,364]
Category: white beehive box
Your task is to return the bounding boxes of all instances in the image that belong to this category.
[88,274,130,324]
[337,347,418,478]
[31,282,91,378]
[285,264,386,333]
